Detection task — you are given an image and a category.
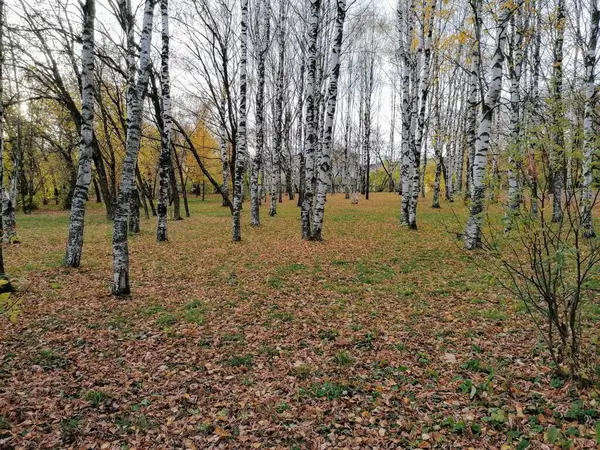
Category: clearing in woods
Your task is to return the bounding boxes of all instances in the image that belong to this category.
[1,193,599,448]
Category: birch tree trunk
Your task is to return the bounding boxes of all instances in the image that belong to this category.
[64,0,95,265]
[128,183,140,233]
[0,0,6,277]
[300,0,321,240]
[464,7,508,250]
[581,0,599,238]
[312,0,346,240]
[526,0,541,217]
[465,1,480,200]
[505,7,524,230]
[408,0,436,229]
[111,0,155,296]
[232,0,248,241]
[296,56,306,207]
[251,0,270,225]
[551,0,565,223]
[432,91,442,209]
[271,2,285,218]
[220,133,229,207]
[168,153,181,221]
[343,59,353,200]
[363,53,374,202]
[3,41,21,239]
[398,0,414,226]
[156,0,171,242]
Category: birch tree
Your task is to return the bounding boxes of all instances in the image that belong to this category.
[312,0,346,240]
[64,0,95,266]
[250,0,270,226]
[408,0,436,229]
[156,0,172,242]
[504,6,524,230]
[232,0,248,241]
[0,0,6,278]
[111,0,156,296]
[465,1,481,200]
[464,4,509,250]
[581,0,599,238]
[551,0,565,223]
[300,0,321,240]
[399,0,414,226]
[269,1,284,218]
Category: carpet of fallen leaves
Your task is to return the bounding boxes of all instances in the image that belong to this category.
[1,193,599,450]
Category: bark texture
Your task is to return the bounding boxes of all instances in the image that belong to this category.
[312,0,345,240]
[581,1,598,238]
[232,0,248,241]
[111,0,155,295]
[300,0,321,239]
[464,6,508,250]
[156,0,172,242]
[64,0,95,266]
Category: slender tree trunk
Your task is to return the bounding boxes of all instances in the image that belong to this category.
[343,56,353,200]
[300,0,321,239]
[6,42,21,236]
[128,182,140,233]
[0,0,6,277]
[232,0,248,241]
[173,148,189,217]
[398,0,413,226]
[411,17,435,225]
[250,0,270,225]
[432,93,442,209]
[93,177,101,202]
[527,0,541,217]
[465,2,480,201]
[272,6,287,212]
[551,0,565,223]
[156,0,171,241]
[220,133,230,207]
[581,0,598,238]
[64,0,95,265]
[296,55,306,207]
[92,143,112,219]
[136,167,154,217]
[505,8,524,230]
[111,0,155,296]
[168,150,181,220]
[464,6,508,250]
[312,0,345,240]
[363,64,373,202]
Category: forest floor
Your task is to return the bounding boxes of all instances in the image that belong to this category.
[1,193,599,449]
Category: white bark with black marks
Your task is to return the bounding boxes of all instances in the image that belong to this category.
[232,0,248,241]
[398,0,413,226]
[156,0,171,242]
[269,10,284,217]
[465,0,481,200]
[505,6,524,230]
[464,7,508,250]
[312,0,346,240]
[220,132,229,207]
[0,0,5,276]
[408,0,436,230]
[251,0,270,224]
[64,0,95,265]
[581,0,598,238]
[551,0,565,223]
[300,0,321,239]
[111,0,156,295]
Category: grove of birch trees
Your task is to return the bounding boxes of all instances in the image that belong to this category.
[1,0,599,370]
